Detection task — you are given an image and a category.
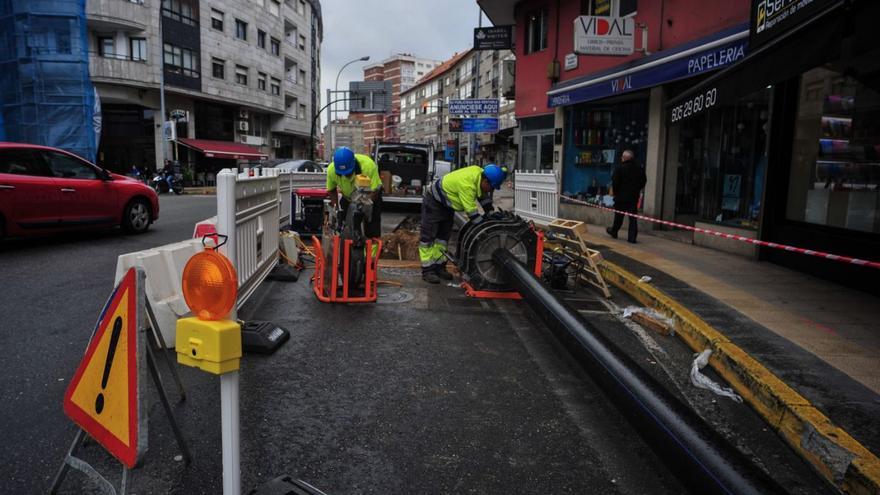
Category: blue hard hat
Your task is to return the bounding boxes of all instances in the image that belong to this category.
[482,163,508,190]
[333,147,356,176]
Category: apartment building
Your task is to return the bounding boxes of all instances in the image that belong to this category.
[348,54,441,156]
[399,49,515,168]
[83,0,322,176]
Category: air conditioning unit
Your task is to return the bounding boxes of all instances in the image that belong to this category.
[240,135,249,144]
[239,109,249,119]
[238,121,249,132]
[272,138,281,148]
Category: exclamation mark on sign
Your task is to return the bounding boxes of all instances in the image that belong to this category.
[95,317,123,415]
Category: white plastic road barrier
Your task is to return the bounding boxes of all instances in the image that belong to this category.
[514,170,559,226]
[278,171,292,229]
[115,239,204,344]
[216,168,281,309]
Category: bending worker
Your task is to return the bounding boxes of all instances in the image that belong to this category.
[326,146,382,237]
[419,163,508,284]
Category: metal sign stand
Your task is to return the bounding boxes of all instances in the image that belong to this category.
[49,296,191,495]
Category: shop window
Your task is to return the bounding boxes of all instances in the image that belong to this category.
[525,9,547,55]
[786,67,880,233]
[668,89,770,229]
[563,99,649,197]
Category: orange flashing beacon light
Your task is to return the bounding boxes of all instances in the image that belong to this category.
[181,236,238,320]
[176,235,242,375]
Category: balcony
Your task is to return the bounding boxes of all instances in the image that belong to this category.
[271,114,309,136]
[89,53,158,87]
[86,0,150,32]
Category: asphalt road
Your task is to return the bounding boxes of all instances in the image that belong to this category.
[0,194,217,493]
[0,196,829,494]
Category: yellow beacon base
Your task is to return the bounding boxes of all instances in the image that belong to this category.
[176,317,242,375]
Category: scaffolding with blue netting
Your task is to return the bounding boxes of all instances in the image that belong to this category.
[0,0,96,161]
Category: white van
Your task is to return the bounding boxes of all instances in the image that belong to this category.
[374,142,449,204]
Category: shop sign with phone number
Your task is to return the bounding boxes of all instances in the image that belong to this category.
[670,87,718,123]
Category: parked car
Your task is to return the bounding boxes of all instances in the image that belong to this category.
[0,142,160,241]
[272,159,324,172]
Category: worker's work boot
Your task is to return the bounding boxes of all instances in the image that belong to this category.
[422,271,441,284]
[435,269,453,281]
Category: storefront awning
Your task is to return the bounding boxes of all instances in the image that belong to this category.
[546,24,749,108]
[665,0,860,124]
[177,138,268,160]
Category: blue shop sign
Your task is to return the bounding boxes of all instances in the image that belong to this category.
[462,118,499,133]
[548,39,748,108]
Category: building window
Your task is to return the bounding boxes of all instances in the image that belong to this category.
[211,9,223,31]
[269,38,279,56]
[298,34,306,50]
[785,67,880,233]
[257,30,266,48]
[269,0,280,16]
[257,72,267,90]
[298,69,306,85]
[212,57,225,79]
[235,65,248,85]
[163,43,199,78]
[287,61,298,83]
[161,0,197,26]
[581,0,637,16]
[298,0,306,15]
[271,77,280,96]
[298,104,306,119]
[129,37,147,61]
[526,8,547,54]
[98,36,114,57]
[235,19,248,40]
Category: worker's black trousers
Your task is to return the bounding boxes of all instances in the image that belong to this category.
[609,201,638,242]
[339,193,383,238]
[419,193,454,275]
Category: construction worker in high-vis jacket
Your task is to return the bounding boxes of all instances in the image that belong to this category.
[326,146,382,238]
[419,163,508,284]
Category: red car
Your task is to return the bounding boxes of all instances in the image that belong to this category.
[0,142,159,240]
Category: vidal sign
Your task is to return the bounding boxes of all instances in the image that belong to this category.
[574,16,635,56]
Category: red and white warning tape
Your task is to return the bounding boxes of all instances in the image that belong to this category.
[560,195,880,270]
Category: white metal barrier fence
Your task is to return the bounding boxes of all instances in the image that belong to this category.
[216,168,281,311]
[514,170,559,226]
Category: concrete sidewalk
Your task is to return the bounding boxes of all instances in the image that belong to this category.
[575,221,880,492]
[585,226,880,394]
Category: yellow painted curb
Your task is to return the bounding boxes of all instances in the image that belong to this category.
[598,259,880,495]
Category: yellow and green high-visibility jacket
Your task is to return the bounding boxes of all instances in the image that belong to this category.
[326,153,381,199]
[439,165,487,217]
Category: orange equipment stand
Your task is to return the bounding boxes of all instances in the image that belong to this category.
[311,235,382,303]
[461,230,544,300]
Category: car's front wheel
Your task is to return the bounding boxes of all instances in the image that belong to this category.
[122,199,151,234]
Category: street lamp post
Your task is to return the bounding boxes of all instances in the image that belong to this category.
[329,55,370,128]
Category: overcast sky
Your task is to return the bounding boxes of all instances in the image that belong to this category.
[319,0,490,121]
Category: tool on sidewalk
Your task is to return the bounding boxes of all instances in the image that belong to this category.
[312,174,382,303]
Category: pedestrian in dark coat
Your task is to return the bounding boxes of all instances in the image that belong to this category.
[607,150,647,243]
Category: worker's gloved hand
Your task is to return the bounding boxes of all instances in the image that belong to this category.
[486,211,504,221]
[483,204,495,213]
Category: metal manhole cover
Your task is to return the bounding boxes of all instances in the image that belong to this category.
[377,289,414,304]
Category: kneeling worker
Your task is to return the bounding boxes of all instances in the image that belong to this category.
[419,163,508,284]
[326,146,382,237]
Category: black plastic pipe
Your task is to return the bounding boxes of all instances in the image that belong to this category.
[493,249,784,495]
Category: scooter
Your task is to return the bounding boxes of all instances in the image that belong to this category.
[151,169,184,195]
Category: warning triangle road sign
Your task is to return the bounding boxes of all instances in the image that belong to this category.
[63,267,147,468]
